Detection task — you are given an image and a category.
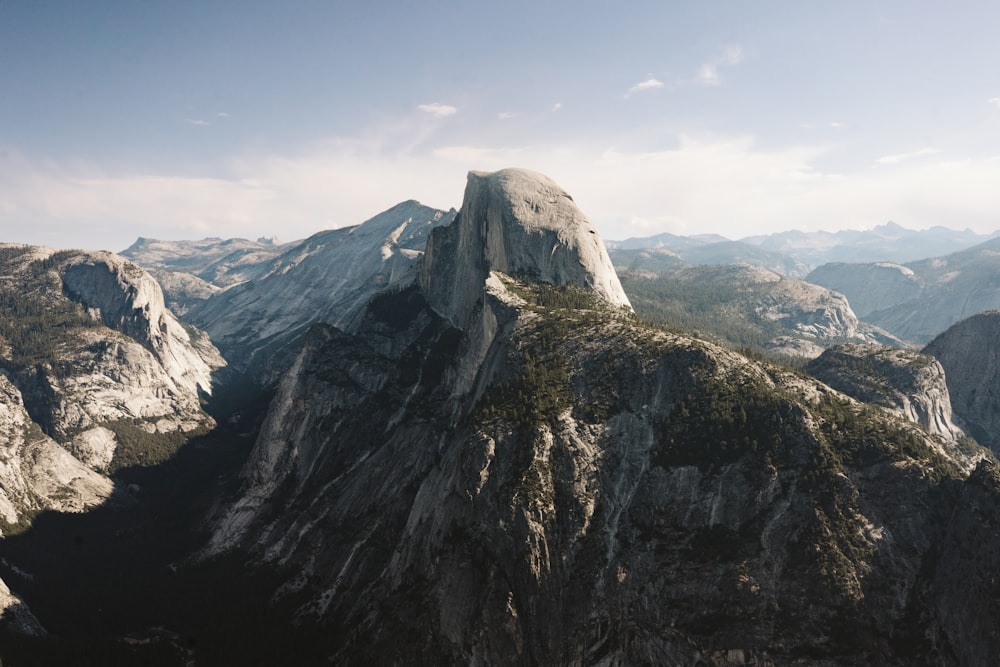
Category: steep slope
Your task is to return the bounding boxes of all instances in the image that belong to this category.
[806,262,923,318]
[185,201,456,381]
[809,237,1000,343]
[0,244,223,481]
[924,311,1000,452]
[205,169,999,665]
[806,343,967,443]
[120,236,289,288]
[620,263,901,357]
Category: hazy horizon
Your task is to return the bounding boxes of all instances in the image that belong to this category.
[4,2,1000,251]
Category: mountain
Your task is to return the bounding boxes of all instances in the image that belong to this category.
[924,312,1000,453]
[120,236,290,288]
[609,240,809,277]
[0,245,223,510]
[742,221,1000,267]
[610,222,999,277]
[180,200,457,382]
[620,263,901,357]
[806,343,967,443]
[200,169,999,665]
[808,237,1000,343]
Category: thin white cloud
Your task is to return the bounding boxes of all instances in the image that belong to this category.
[416,102,458,117]
[497,111,517,120]
[695,44,745,87]
[217,112,231,118]
[697,64,720,87]
[552,102,563,112]
[876,147,940,165]
[185,118,210,126]
[625,77,664,98]
[989,97,1000,110]
[6,134,1000,253]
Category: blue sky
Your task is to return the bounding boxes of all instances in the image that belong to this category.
[4,1,1000,251]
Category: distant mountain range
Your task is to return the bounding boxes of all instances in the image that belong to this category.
[608,221,1000,276]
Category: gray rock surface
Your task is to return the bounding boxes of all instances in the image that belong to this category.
[924,311,1000,452]
[809,237,1000,343]
[620,263,902,357]
[807,343,967,444]
[206,169,999,665]
[421,168,630,329]
[184,201,456,380]
[0,244,222,484]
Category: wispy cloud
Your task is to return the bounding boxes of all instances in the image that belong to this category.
[696,44,744,87]
[696,65,720,87]
[625,77,664,98]
[217,112,230,119]
[989,97,1000,110]
[5,132,999,253]
[185,118,210,126]
[876,147,940,165]
[497,111,517,120]
[552,102,563,112]
[417,102,458,117]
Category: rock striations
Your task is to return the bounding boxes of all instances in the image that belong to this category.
[807,343,967,444]
[924,311,1000,452]
[206,169,1000,665]
[184,201,457,382]
[0,245,223,515]
[420,168,631,329]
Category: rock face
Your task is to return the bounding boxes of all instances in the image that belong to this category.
[0,371,112,528]
[924,311,1000,452]
[620,264,901,358]
[806,262,923,318]
[120,236,289,288]
[808,237,1000,343]
[420,169,630,328]
[806,343,967,444]
[184,201,456,381]
[0,244,223,489]
[206,170,1000,665]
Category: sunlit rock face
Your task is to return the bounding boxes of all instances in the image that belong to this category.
[205,171,1000,665]
[183,201,456,382]
[420,168,631,329]
[807,343,967,445]
[0,245,222,509]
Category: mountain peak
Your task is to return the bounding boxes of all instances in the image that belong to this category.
[420,168,631,327]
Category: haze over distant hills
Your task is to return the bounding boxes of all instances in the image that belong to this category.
[608,221,1000,276]
[5,170,1000,664]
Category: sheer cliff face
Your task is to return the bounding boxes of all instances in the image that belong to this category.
[208,171,1000,665]
[925,312,1000,452]
[0,245,222,508]
[807,343,968,446]
[420,168,631,329]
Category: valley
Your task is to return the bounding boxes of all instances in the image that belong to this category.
[1,169,1000,665]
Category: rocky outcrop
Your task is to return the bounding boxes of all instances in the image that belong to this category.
[420,168,630,329]
[120,236,288,288]
[620,263,901,358]
[0,372,112,530]
[809,237,1000,343]
[0,245,223,481]
[924,311,1000,452]
[807,262,923,318]
[184,201,456,381]
[807,343,967,445]
[206,170,999,665]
